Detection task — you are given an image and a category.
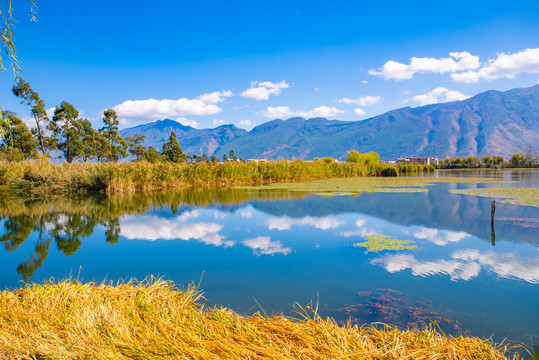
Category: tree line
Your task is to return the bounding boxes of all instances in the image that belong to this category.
[0,79,240,164]
[438,152,539,169]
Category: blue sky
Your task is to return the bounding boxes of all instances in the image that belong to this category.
[1,0,539,130]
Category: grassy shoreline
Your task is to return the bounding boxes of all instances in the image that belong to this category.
[0,279,514,359]
[0,160,434,196]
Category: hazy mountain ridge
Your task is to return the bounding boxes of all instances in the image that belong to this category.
[119,120,248,155]
[120,85,539,160]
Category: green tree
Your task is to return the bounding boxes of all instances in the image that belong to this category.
[162,132,186,163]
[347,151,379,165]
[51,101,84,163]
[0,111,36,159]
[210,155,218,164]
[94,132,110,162]
[75,118,98,162]
[144,146,163,163]
[12,78,54,156]
[229,149,238,161]
[100,109,127,162]
[510,153,525,168]
[126,134,147,161]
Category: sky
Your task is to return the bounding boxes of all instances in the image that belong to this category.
[1,0,539,130]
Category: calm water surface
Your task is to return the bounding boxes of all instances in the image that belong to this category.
[1,169,538,356]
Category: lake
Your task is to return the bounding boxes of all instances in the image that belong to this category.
[1,169,538,357]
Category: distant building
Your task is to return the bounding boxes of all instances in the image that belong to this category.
[408,156,439,165]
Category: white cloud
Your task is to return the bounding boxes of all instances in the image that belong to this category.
[369,51,480,80]
[263,105,344,119]
[451,48,539,83]
[177,209,201,222]
[46,107,55,120]
[243,236,292,256]
[196,90,233,104]
[120,216,234,247]
[361,80,368,84]
[410,87,470,106]
[266,216,344,231]
[337,95,382,106]
[240,80,290,100]
[113,97,222,121]
[239,119,252,127]
[354,108,366,116]
[240,210,252,218]
[355,219,367,227]
[413,227,470,246]
[372,249,539,283]
[212,119,227,127]
[177,117,201,128]
[340,228,378,238]
[314,87,320,91]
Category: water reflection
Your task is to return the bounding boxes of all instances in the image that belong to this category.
[0,172,538,357]
[372,250,539,283]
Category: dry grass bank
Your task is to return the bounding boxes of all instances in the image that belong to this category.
[0,160,434,196]
[0,279,514,359]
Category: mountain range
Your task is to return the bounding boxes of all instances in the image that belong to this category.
[119,84,539,160]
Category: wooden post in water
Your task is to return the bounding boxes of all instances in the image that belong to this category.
[490,200,496,225]
[490,223,495,246]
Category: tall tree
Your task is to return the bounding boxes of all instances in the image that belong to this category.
[75,118,98,162]
[0,110,37,159]
[126,134,147,161]
[12,78,54,156]
[162,132,186,163]
[100,109,127,162]
[52,101,83,163]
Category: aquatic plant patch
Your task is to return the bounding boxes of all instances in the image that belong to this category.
[451,188,539,207]
[239,176,510,196]
[352,235,418,252]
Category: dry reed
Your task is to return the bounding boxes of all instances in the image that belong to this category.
[0,279,516,359]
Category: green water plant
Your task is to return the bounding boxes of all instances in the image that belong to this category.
[239,176,509,196]
[352,235,417,252]
[451,187,539,207]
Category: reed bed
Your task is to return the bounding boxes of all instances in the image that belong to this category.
[0,279,515,359]
[0,160,434,195]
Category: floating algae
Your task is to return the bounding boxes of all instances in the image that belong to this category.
[352,235,417,252]
[451,187,539,207]
[238,176,511,197]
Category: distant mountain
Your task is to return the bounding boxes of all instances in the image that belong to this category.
[120,84,539,159]
[119,119,247,155]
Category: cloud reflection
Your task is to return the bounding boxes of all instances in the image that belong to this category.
[413,227,470,246]
[243,236,293,256]
[266,217,344,231]
[372,250,539,283]
[120,216,234,247]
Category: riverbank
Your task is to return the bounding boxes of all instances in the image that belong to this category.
[0,160,434,195]
[0,280,512,359]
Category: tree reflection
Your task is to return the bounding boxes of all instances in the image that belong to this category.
[0,189,302,281]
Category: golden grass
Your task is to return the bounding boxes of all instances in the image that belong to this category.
[0,279,517,359]
[0,160,434,196]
